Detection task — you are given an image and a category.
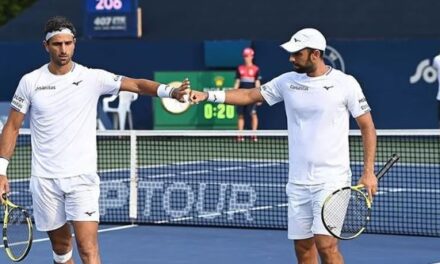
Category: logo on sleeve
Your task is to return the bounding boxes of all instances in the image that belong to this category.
[359,97,370,111]
[12,94,25,110]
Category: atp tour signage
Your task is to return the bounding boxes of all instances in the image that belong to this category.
[99,180,260,223]
[84,0,139,38]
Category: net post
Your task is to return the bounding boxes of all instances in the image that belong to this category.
[129,130,138,222]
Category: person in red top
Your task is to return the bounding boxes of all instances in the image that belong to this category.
[233,47,262,141]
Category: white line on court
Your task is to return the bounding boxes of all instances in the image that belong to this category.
[180,170,210,175]
[215,166,244,171]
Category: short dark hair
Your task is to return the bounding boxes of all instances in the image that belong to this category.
[44,16,76,37]
[306,48,324,58]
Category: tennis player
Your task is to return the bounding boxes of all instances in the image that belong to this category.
[190,28,377,264]
[0,16,189,264]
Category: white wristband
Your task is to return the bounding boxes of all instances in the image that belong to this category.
[157,84,175,98]
[0,157,9,176]
[207,91,226,103]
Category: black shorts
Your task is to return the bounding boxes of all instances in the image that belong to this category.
[236,104,258,116]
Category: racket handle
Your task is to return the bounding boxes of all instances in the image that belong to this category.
[376,153,400,180]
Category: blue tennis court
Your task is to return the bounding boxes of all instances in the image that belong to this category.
[2,224,439,264]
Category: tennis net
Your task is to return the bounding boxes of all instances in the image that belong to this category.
[5,129,440,236]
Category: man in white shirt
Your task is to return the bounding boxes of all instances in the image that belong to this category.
[0,16,189,264]
[190,28,377,264]
[432,54,440,128]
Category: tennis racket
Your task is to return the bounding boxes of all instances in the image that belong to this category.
[2,193,33,262]
[321,154,400,240]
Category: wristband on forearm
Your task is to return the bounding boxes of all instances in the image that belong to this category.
[157,84,175,98]
[0,157,9,176]
[207,91,226,103]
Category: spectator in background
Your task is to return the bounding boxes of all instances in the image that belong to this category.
[432,54,440,128]
[233,47,262,141]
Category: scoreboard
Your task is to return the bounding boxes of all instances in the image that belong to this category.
[153,71,237,130]
[84,0,139,38]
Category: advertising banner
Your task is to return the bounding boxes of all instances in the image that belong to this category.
[154,71,237,129]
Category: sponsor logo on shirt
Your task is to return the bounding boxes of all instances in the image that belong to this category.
[323,85,334,90]
[12,95,24,110]
[361,105,370,111]
[289,84,309,91]
[113,75,121,82]
[358,97,367,103]
[35,85,56,91]
[13,94,24,103]
[72,80,83,86]
[359,97,370,111]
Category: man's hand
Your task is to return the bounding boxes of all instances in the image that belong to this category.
[357,171,377,201]
[189,90,208,104]
[0,175,9,203]
[171,78,191,103]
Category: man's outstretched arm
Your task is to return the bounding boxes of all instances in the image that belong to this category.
[120,77,190,102]
[190,87,264,105]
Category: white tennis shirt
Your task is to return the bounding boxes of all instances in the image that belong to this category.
[11,63,121,178]
[260,67,371,184]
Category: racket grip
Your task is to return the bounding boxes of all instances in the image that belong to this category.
[376,153,400,180]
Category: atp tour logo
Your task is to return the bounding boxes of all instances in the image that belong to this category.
[324,45,345,72]
[99,180,258,222]
[410,59,437,84]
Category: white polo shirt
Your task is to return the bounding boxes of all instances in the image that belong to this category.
[432,55,440,101]
[260,67,371,185]
[11,63,121,178]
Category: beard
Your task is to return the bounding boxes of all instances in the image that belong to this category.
[293,59,316,74]
[293,63,315,74]
[293,53,316,74]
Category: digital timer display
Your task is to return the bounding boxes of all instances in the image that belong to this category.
[204,104,235,120]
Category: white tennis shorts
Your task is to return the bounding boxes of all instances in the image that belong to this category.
[286,180,350,240]
[29,173,100,231]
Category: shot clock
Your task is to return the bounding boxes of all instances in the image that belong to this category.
[204,103,235,120]
[154,71,237,129]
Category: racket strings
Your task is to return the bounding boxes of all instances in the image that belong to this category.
[323,189,370,238]
[5,208,31,257]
